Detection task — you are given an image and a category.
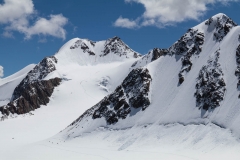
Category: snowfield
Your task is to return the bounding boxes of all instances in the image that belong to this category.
[1,13,240,159]
[2,123,240,160]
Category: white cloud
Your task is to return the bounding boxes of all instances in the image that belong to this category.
[114,16,138,29]
[0,0,34,24]
[14,14,68,40]
[0,66,4,78]
[0,0,68,40]
[115,0,239,28]
[2,31,14,38]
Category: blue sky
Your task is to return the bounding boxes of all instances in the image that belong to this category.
[0,0,240,77]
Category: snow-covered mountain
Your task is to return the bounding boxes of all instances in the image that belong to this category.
[0,36,141,118]
[60,13,240,139]
[2,13,240,159]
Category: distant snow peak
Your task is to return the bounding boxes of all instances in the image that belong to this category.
[195,50,226,111]
[205,13,237,41]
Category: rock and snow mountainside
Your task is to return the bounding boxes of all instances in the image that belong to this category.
[3,13,240,160]
[60,13,240,139]
[0,36,141,118]
[0,64,35,106]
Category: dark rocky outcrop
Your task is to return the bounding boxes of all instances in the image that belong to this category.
[151,48,168,61]
[12,56,58,101]
[0,77,61,116]
[70,39,96,56]
[101,36,140,58]
[205,14,237,41]
[235,44,240,97]
[70,68,152,125]
[0,56,61,117]
[169,28,205,85]
[194,51,226,110]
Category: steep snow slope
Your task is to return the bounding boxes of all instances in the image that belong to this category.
[0,64,35,106]
[0,61,137,153]
[60,13,240,139]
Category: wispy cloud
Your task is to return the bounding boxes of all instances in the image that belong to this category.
[114,0,239,29]
[0,0,68,40]
[114,16,138,29]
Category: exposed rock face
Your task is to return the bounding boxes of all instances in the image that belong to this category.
[70,39,96,55]
[12,56,58,101]
[101,36,140,58]
[151,48,168,61]
[0,78,61,116]
[205,14,237,41]
[169,28,205,85]
[0,56,61,117]
[132,29,204,84]
[235,44,240,97]
[70,68,152,125]
[194,51,226,110]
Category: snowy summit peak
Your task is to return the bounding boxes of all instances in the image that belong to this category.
[102,36,140,58]
[203,13,237,41]
[205,13,237,26]
[54,36,141,66]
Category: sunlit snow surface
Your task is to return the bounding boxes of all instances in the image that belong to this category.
[2,124,240,160]
[1,14,240,159]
